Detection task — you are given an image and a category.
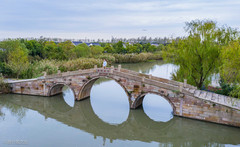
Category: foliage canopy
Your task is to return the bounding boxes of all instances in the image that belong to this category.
[163,20,238,89]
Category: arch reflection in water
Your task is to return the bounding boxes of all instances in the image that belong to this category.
[90,78,130,125]
[142,94,173,122]
[62,86,75,107]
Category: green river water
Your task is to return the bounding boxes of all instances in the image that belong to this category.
[0,60,239,147]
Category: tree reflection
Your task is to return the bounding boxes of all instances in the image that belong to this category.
[0,95,27,123]
[0,105,5,121]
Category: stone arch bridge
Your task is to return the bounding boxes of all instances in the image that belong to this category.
[8,66,240,127]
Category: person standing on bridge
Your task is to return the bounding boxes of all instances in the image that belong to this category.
[103,59,107,69]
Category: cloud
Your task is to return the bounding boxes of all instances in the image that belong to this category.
[0,0,239,39]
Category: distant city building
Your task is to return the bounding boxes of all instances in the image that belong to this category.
[151,43,159,47]
[72,41,101,47]
[72,41,83,46]
[54,41,60,44]
[85,43,101,46]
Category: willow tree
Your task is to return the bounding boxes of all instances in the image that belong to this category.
[220,40,240,97]
[7,46,29,79]
[163,20,222,89]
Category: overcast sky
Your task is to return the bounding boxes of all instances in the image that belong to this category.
[0,0,240,40]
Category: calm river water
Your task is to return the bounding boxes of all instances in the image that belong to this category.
[0,60,240,147]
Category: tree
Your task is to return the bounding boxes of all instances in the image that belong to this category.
[0,39,25,62]
[114,41,126,54]
[42,41,59,59]
[24,40,44,58]
[220,40,240,97]
[0,49,6,62]
[72,43,91,58]
[90,45,103,56]
[0,62,12,76]
[143,43,151,52]
[7,46,29,79]
[163,20,228,89]
[126,43,140,53]
[104,43,115,53]
[136,43,143,53]
[148,45,157,52]
[156,44,164,51]
[0,39,29,77]
[58,40,75,59]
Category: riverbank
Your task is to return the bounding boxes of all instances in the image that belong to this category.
[1,52,163,79]
[0,76,10,94]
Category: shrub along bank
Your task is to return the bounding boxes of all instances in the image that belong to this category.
[0,75,10,93]
[0,52,162,79]
[0,39,163,79]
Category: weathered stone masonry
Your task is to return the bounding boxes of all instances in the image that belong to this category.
[7,67,240,127]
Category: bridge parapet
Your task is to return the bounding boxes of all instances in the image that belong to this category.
[191,90,240,110]
[86,67,186,93]
[112,69,190,94]
[44,68,96,79]
[89,67,191,93]
[119,68,197,90]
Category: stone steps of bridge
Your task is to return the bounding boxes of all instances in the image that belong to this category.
[211,93,219,101]
[189,88,196,94]
[219,95,227,104]
[194,90,214,100]
[119,68,186,88]
[199,91,207,99]
[192,89,240,110]
[185,88,196,94]
[194,90,201,97]
[205,92,213,100]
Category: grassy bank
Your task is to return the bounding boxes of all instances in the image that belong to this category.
[59,58,103,72]
[95,52,162,63]
[1,52,163,79]
[30,52,162,77]
[113,52,162,63]
[21,58,103,78]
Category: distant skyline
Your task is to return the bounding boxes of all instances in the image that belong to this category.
[1,0,240,40]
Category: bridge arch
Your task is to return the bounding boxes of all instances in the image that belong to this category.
[48,83,76,99]
[77,76,131,103]
[132,91,176,114]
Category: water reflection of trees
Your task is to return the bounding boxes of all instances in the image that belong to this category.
[0,95,27,123]
[0,105,5,120]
